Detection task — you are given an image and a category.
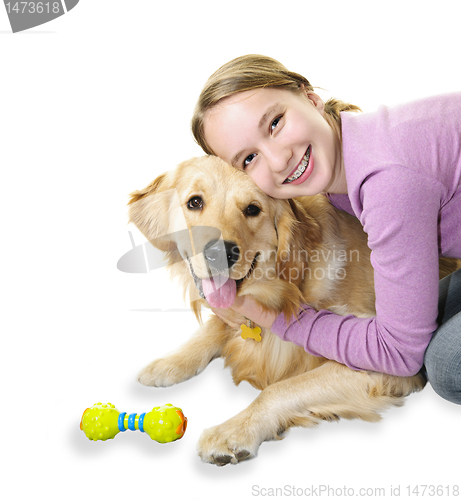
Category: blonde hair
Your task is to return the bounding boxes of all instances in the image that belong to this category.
[192,54,361,155]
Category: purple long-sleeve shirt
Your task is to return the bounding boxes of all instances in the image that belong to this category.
[271,93,461,376]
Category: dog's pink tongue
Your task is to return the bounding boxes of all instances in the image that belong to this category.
[202,275,236,308]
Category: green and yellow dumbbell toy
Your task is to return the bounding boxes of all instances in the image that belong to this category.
[80,403,187,443]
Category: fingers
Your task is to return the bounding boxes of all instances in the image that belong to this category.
[211,296,278,330]
[211,307,242,329]
[231,296,278,330]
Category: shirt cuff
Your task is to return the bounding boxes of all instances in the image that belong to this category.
[270,306,315,341]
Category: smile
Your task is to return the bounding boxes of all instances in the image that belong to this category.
[283,145,312,184]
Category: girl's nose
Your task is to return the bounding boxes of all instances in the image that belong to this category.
[264,145,291,174]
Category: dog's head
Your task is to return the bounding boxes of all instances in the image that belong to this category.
[128,156,322,319]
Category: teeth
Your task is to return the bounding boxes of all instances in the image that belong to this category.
[285,147,311,183]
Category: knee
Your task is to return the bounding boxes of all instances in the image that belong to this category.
[424,341,461,405]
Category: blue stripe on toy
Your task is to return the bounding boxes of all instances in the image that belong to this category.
[128,413,137,431]
[118,412,127,432]
[138,412,146,433]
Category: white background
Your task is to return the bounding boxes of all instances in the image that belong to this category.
[1,1,460,499]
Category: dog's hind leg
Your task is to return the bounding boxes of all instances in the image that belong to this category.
[197,361,424,465]
[137,315,231,387]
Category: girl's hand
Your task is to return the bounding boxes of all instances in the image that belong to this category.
[212,295,278,330]
[210,305,246,329]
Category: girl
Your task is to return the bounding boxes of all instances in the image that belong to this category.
[191,54,461,405]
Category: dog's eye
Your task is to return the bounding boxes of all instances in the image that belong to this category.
[187,196,203,210]
[245,204,261,217]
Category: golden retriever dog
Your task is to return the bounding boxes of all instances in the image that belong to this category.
[128,155,457,466]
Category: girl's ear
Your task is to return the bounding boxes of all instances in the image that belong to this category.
[301,88,325,114]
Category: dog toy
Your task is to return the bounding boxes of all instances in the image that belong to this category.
[80,403,187,443]
[240,322,262,342]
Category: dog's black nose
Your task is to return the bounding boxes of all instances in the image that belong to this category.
[203,240,240,270]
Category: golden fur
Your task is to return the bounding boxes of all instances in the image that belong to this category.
[128,155,457,466]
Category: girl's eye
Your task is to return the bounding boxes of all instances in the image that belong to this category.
[243,153,256,169]
[270,115,282,132]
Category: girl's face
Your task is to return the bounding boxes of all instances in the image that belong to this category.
[203,88,345,199]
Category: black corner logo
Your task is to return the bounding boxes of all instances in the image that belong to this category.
[3,0,79,33]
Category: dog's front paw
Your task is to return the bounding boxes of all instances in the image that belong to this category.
[197,419,259,466]
[137,357,190,387]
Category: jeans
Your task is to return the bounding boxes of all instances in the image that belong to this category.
[424,267,461,404]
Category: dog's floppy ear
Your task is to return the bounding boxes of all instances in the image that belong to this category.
[128,173,180,252]
[128,173,167,206]
[274,199,322,288]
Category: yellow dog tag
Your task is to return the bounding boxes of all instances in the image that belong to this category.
[240,324,262,342]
